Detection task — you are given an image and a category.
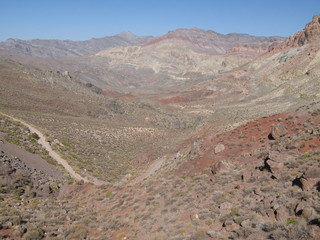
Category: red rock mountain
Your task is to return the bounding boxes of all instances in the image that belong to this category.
[269,15,320,52]
[142,28,283,54]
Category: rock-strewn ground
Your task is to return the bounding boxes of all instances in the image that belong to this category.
[0,105,319,240]
[0,120,67,198]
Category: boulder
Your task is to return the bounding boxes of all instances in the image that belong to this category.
[300,168,320,190]
[275,206,289,222]
[265,209,276,221]
[206,230,219,238]
[240,219,252,228]
[214,144,225,154]
[211,160,234,175]
[219,202,233,211]
[241,171,253,182]
[62,71,71,79]
[262,151,295,178]
[302,207,316,220]
[225,222,240,232]
[268,123,287,140]
[223,218,234,227]
[266,160,283,178]
[304,168,320,178]
[295,201,307,214]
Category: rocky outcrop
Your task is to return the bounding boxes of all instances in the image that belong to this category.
[0,150,61,197]
[269,15,320,52]
[227,41,282,54]
[268,122,287,140]
[214,143,225,154]
[301,168,320,191]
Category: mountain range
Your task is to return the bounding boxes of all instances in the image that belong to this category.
[0,27,284,94]
[0,31,151,58]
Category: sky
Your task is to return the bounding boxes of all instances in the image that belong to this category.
[0,0,319,41]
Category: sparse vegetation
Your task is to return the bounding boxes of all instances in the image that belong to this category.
[0,117,57,166]
[1,15,320,239]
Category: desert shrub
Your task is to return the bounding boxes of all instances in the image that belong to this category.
[61,140,71,147]
[29,132,40,140]
[299,142,306,149]
[286,218,298,226]
[49,182,59,192]
[287,223,312,239]
[116,233,126,239]
[104,219,121,230]
[0,214,21,226]
[261,223,278,232]
[22,229,44,240]
[105,191,112,198]
[189,229,208,240]
[311,109,320,116]
[303,152,313,158]
[3,135,20,145]
[65,225,89,239]
[230,207,239,216]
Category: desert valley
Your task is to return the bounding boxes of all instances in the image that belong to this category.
[0,14,319,240]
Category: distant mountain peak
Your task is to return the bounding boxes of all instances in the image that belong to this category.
[116,31,137,39]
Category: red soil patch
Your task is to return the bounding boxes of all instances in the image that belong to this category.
[160,96,192,104]
[0,229,14,239]
[103,89,136,100]
[174,108,320,176]
[121,93,136,100]
[299,137,320,153]
[102,88,120,97]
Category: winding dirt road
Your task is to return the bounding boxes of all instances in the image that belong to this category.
[130,155,166,185]
[0,112,105,186]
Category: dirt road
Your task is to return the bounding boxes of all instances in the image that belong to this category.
[0,112,105,186]
[130,156,166,185]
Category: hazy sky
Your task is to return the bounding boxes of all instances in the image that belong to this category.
[0,0,319,41]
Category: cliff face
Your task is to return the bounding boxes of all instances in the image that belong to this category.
[269,15,320,52]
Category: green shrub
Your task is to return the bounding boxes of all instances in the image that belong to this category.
[29,132,40,140]
[61,141,71,147]
[3,135,20,146]
[105,191,112,198]
[303,152,313,158]
[230,207,239,216]
[286,218,298,226]
[49,182,59,191]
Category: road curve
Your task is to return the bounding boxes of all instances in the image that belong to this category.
[130,156,166,185]
[0,112,105,186]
